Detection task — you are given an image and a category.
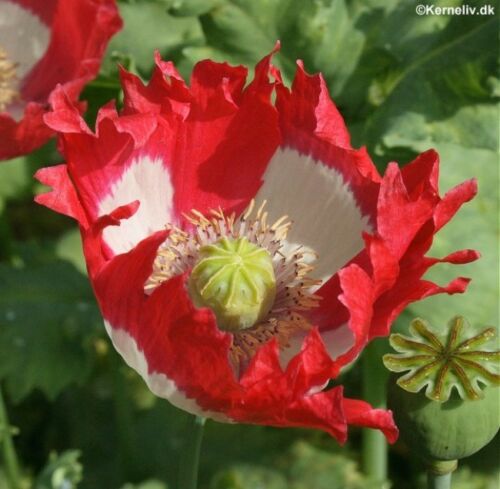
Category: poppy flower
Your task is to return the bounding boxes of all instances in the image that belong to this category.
[35,48,479,443]
[0,0,122,160]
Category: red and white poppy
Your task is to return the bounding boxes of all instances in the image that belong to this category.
[35,48,479,443]
[0,0,122,160]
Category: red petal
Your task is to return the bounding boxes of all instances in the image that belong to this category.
[333,264,374,368]
[401,149,439,197]
[434,178,477,231]
[22,0,122,103]
[377,163,437,258]
[342,398,399,443]
[34,164,88,226]
[13,0,58,25]
[93,237,380,442]
[0,104,53,160]
[276,60,352,149]
[110,52,280,223]
[271,55,382,235]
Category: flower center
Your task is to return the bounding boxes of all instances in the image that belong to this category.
[146,201,321,372]
[0,46,19,112]
[188,237,277,332]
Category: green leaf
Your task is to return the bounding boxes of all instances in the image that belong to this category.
[0,157,32,206]
[0,260,102,402]
[103,1,202,76]
[35,451,83,489]
[364,13,497,153]
[194,0,364,93]
[169,0,219,17]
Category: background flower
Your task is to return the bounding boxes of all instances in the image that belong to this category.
[0,0,122,160]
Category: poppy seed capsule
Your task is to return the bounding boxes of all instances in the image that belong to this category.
[188,237,277,332]
[388,377,499,462]
[384,317,500,465]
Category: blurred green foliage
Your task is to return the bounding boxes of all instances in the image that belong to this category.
[0,0,498,487]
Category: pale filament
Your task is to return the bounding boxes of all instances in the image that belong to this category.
[0,46,19,112]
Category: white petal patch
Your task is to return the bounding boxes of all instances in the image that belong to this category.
[279,324,355,370]
[98,156,175,256]
[255,147,371,287]
[104,320,232,422]
[0,1,50,83]
[320,325,356,361]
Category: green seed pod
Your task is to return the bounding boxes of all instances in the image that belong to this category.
[388,376,499,461]
[189,237,276,332]
[384,317,500,463]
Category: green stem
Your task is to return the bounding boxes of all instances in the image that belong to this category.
[427,460,456,489]
[178,416,206,489]
[0,210,13,262]
[112,366,136,480]
[0,386,21,489]
[362,340,389,482]
[427,472,452,489]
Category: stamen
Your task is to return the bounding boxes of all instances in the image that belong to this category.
[146,200,321,373]
[0,47,19,112]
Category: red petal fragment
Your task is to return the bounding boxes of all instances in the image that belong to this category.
[240,338,283,389]
[434,179,478,231]
[401,149,439,197]
[364,234,400,297]
[342,398,399,443]
[431,249,480,265]
[190,60,248,115]
[284,328,334,396]
[377,163,436,258]
[44,85,91,134]
[34,164,87,226]
[277,60,351,149]
[334,264,374,368]
[0,104,53,160]
[93,200,140,233]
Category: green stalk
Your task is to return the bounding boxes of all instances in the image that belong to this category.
[0,210,13,262]
[362,340,389,482]
[427,472,452,489]
[0,386,21,489]
[178,416,206,489]
[427,460,456,489]
[112,366,136,480]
